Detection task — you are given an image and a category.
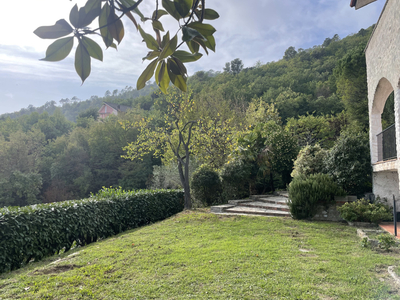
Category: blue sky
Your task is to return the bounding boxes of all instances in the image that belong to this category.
[0,0,386,114]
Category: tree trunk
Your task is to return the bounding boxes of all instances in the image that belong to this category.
[177,158,192,210]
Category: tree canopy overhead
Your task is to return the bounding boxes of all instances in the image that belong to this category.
[34,0,219,93]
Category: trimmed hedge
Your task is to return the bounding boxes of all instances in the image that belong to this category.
[0,188,184,273]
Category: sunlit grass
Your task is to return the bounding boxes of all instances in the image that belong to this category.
[1,210,399,299]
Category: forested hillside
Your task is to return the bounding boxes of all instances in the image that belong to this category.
[0,25,388,207]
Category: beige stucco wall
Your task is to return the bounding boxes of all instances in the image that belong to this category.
[366,0,400,202]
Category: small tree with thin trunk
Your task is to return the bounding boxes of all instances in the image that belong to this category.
[122,88,196,209]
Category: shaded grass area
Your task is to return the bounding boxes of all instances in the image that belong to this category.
[1,211,400,299]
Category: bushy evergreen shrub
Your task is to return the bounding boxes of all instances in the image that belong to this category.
[0,188,184,273]
[324,131,372,196]
[338,198,392,224]
[220,160,251,200]
[291,144,327,177]
[191,166,222,206]
[288,173,344,220]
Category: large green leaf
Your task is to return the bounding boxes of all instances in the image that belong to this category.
[108,12,124,44]
[34,19,73,39]
[137,59,158,90]
[75,42,91,83]
[204,35,216,52]
[99,4,113,48]
[152,20,165,32]
[171,57,187,76]
[81,0,102,28]
[162,0,181,20]
[138,26,159,51]
[174,0,193,18]
[193,36,208,55]
[125,11,138,30]
[203,8,220,20]
[161,31,170,48]
[119,0,145,19]
[152,9,168,20]
[182,26,205,42]
[186,40,199,54]
[40,37,74,62]
[82,36,103,61]
[167,61,187,92]
[172,50,202,63]
[159,35,177,60]
[186,22,216,36]
[69,4,80,28]
[155,61,170,94]
[143,51,161,61]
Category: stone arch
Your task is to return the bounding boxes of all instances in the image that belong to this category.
[370,77,394,164]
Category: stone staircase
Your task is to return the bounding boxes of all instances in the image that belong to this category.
[210,193,291,217]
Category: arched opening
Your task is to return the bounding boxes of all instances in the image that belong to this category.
[371,78,394,163]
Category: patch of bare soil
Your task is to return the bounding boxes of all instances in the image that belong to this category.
[32,264,81,275]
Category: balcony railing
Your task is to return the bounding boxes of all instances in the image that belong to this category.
[377,124,397,161]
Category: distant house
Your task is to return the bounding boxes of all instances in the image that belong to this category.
[98,102,131,119]
[352,0,400,201]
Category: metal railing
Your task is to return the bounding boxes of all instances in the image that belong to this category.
[377,124,397,161]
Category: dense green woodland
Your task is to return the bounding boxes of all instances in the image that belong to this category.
[0,25,391,207]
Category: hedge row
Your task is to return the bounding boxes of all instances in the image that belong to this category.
[0,188,184,273]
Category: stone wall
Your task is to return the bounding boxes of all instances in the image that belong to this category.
[312,196,357,222]
[366,0,400,200]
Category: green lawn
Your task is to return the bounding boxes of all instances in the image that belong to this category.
[1,211,399,299]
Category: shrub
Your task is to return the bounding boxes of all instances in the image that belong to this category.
[338,198,393,224]
[220,160,251,200]
[0,188,184,273]
[291,144,327,177]
[288,173,344,220]
[191,166,222,207]
[378,234,397,251]
[324,131,372,196]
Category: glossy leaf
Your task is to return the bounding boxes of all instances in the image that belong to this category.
[75,42,91,83]
[161,31,170,48]
[204,35,216,52]
[80,0,102,28]
[172,57,187,76]
[99,4,113,48]
[137,59,158,90]
[69,4,80,28]
[34,19,73,39]
[120,0,145,19]
[40,37,74,62]
[187,22,216,36]
[138,26,159,51]
[174,0,193,18]
[182,26,205,42]
[152,9,168,20]
[193,37,208,55]
[172,50,202,63]
[162,0,181,20]
[125,11,139,30]
[167,63,187,92]
[108,13,125,44]
[143,51,161,61]
[152,20,165,32]
[82,36,103,61]
[203,8,220,20]
[159,35,177,60]
[186,40,199,54]
[155,61,170,93]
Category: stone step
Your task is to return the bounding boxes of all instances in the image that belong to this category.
[223,206,291,217]
[210,204,235,213]
[253,196,288,205]
[237,201,290,212]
